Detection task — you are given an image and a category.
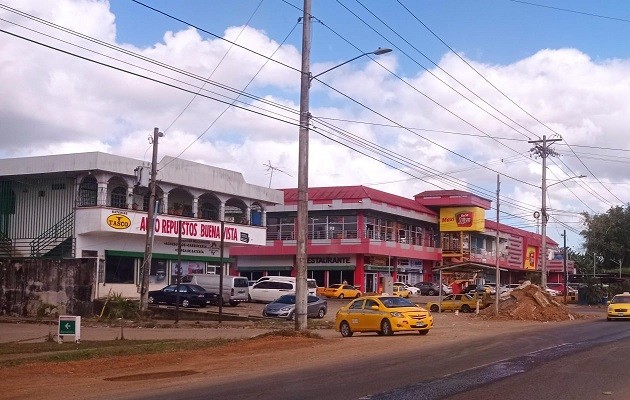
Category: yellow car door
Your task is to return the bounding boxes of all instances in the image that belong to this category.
[361,299,382,331]
[346,299,365,330]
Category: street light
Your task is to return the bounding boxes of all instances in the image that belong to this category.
[540,174,585,289]
[294,2,392,331]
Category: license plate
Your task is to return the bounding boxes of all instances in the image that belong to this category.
[618,313,625,317]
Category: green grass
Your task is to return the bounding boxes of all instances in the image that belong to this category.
[0,338,234,368]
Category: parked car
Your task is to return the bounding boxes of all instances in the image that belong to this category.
[413,282,442,296]
[181,274,249,306]
[254,276,318,295]
[249,279,295,302]
[462,284,489,295]
[393,282,420,295]
[426,293,488,313]
[441,284,453,295]
[392,286,411,298]
[262,294,327,320]
[335,295,433,337]
[148,284,217,308]
[544,287,562,297]
[607,292,630,321]
[321,284,362,299]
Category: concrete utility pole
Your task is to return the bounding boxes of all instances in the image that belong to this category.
[528,135,561,289]
[562,230,567,304]
[495,174,500,314]
[140,127,163,311]
[295,0,312,331]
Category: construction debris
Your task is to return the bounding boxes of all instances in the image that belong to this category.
[478,281,582,321]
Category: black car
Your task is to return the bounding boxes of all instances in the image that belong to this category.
[148,284,218,308]
[413,282,441,296]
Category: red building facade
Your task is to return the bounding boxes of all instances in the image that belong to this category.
[230,186,573,291]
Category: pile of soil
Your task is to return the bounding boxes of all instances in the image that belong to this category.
[478,282,582,322]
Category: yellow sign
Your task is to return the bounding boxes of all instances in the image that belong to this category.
[524,246,537,270]
[107,213,131,230]
[439,207,485,232]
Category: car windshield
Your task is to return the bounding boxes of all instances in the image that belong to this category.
[234,278,249,287]
[187,284,206,293]
[380,296,415,308]
[611,296,630,304]
[275,295,296,304]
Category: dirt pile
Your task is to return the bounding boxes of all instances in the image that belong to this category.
[479,281,582,322]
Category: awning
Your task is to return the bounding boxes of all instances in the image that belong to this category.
[236,265,293,272]
[308,265,355,271]
[105,250,234,263]
[434,262,509,273]
[364,264,393,272]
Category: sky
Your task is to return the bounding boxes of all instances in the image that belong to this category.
[2,0,630,251]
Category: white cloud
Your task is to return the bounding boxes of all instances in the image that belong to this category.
[2,0,630,249]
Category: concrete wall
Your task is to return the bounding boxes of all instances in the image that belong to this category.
[0,258,96,317]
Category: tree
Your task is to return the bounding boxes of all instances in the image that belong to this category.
[581,205,630,274]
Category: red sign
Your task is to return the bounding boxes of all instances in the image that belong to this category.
[455,212,473,227]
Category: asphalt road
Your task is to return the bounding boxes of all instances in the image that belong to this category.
[131,318,630,400]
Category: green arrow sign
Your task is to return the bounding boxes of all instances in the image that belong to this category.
[59,320,76,335]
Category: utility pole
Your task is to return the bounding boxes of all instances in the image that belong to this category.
[295,0,312,331]
[562,230,567,304]
[140,127,163,311]
[529,135,561,289]
[495,174,500,314]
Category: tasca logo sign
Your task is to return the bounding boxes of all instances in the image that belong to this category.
[455,211,473,227]
[107,213,131,230]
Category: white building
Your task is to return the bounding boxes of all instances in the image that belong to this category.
[0,152,283,298]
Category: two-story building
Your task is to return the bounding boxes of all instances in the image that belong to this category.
[231,187,573,291]
[0,152,283,299]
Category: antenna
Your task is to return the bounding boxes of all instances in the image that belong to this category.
[263,161,293,188]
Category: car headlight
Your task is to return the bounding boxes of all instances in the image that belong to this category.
[280,306,293,312]
[390,311,403,317]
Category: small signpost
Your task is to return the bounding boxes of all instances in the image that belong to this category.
[58,315,81,343]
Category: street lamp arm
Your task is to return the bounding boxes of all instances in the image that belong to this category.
[311,48,392,80]
[547,175,586,188]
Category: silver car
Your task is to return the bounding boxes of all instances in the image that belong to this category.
[262,294,327,320]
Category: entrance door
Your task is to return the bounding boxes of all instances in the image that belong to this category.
[364,273,377,293]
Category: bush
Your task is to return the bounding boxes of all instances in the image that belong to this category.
[99,292,139,321]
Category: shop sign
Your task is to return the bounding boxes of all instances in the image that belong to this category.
[307,256,354,265]
[106,213,131,230]
[439,207,485,232]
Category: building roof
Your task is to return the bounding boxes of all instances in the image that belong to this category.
[414,190,492,210]
[281,186,437,216]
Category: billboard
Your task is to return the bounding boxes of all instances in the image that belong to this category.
[524,246,537,270]
[439,207,485,232]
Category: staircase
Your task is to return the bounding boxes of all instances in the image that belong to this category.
[30,212,75,258]
[0,231,12,257]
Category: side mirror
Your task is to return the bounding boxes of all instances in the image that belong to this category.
[371,306,379,311]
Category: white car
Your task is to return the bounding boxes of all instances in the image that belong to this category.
[544,287,561,296]
[441,284,453,295]
[393,282,420,295]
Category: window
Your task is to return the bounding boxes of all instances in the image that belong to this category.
[110,186,127,209]
[266,216,295,240]
[78,177,97,207]
[105,255,135,283]
[350,300,364,310]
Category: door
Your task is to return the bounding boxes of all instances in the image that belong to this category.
[361,298,382,331]
[365,273,377,293]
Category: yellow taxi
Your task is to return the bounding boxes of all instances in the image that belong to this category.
[607,292,630,321]
[392,286,411,298]
[335,295,433,337]
[426,293,488,313]
[321,284,362,299]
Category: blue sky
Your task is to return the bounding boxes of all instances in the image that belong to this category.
[3,0,630,251]
[110,1,630,67]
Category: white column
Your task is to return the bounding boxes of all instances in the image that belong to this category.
[97,182,108,206]
[193,197,199,218]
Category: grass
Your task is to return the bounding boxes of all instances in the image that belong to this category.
[0,338,234,368]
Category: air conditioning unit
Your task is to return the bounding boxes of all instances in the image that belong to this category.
[224,216,235,222]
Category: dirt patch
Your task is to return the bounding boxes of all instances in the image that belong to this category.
[478,282,586,321]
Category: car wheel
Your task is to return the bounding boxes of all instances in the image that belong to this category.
[148,296,155,304]
[229,301,238,307]
[418,330,429,335]
[262,310,268,317]
[287,312,295,321]
[380,319,393,336]
[338,294,345,299]
[428,289,435,296]
[461,304,472,313]
[248,294,252,302]
[429,304,439,312]
[181,299,190,308]
[317,308,326,318]
[340,321,353,337]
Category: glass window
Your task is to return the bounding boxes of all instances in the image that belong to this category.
[105,255,135,284]
[349,300,364,309]
[78,177,97,207]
